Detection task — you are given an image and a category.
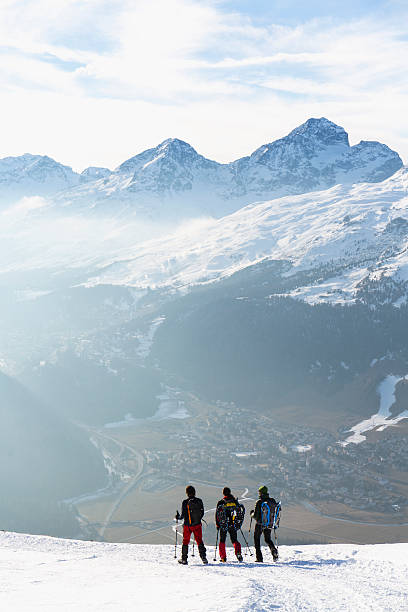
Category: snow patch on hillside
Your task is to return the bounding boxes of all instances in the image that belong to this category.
[341,375,408,445]
[152,388,189,420]
[135,316,166,359]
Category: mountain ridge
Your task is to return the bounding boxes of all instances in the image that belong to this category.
[0,118,403,217]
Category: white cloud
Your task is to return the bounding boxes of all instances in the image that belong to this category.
[0,1,407,169]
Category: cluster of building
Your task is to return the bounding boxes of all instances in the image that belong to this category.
[143,403,407,514]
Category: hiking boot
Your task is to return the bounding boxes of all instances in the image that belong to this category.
[198,543,207,558]
[178,559,188,565]
[236,553,243,562]
[255,558,263,563]
[220,558,227,563]
[272,550,279,562]
[201,556,208,565]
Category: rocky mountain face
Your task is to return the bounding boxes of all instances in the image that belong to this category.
[80,166,111,182]
[232,118,401,196]
[1,118,402,216]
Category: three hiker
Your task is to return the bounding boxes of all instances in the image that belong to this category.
[215,486,244,562]
[176,484,279,564]
[250,485,279,562]
[175,485,208,565]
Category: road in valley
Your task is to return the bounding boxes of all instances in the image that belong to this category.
[75,424,147,540]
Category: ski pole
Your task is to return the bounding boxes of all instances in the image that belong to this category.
[249,516,253,535]
[238,528,247,557]
[192,540,195,557]
[240,527,253,557]
[213,528,219,561]
[174,518,178,559]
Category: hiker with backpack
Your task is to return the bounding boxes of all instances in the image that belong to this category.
[215,487,244,562]
[250,485,279,562]
[175,485,208,565]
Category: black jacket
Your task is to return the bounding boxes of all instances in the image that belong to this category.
[178,496,204,526]
[252,494,277,525]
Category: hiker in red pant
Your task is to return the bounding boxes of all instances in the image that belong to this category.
[215,487,244,562]
[175,485,208,565]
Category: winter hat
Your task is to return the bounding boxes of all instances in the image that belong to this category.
[258,485,268,495]
[223,486,231,496]
[186,485,196,497]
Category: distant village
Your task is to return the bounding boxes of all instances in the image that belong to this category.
[143,403,408,514]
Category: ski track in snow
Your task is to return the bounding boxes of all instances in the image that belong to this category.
[0,533,407,611]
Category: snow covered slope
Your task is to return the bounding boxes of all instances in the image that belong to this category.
[0,532,406,611]
[87,166,408,305]
[53,118,402,218]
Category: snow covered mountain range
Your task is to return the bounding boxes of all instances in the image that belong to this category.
[1,532,407,612]
[1,116,407,308]
[0,118,402,217]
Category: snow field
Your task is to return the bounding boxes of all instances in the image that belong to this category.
[0,532,407,611]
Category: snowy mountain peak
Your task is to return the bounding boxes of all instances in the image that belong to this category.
[116,138,202,175]
[233,118,402,198]
[0,153,66,173]
[246,117,349,166]
[156,138,199,157]
[287,117,350,146]
[0,153,80,201]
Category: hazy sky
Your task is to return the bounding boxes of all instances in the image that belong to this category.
[1,0,407,170]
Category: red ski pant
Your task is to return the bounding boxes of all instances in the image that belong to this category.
[219,527,241,559]
[183,524,203,546]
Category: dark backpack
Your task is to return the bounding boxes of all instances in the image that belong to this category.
[217,499,245,531]
[260,499,277,528]
[273,502,281,529]
[186,497,202,526]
